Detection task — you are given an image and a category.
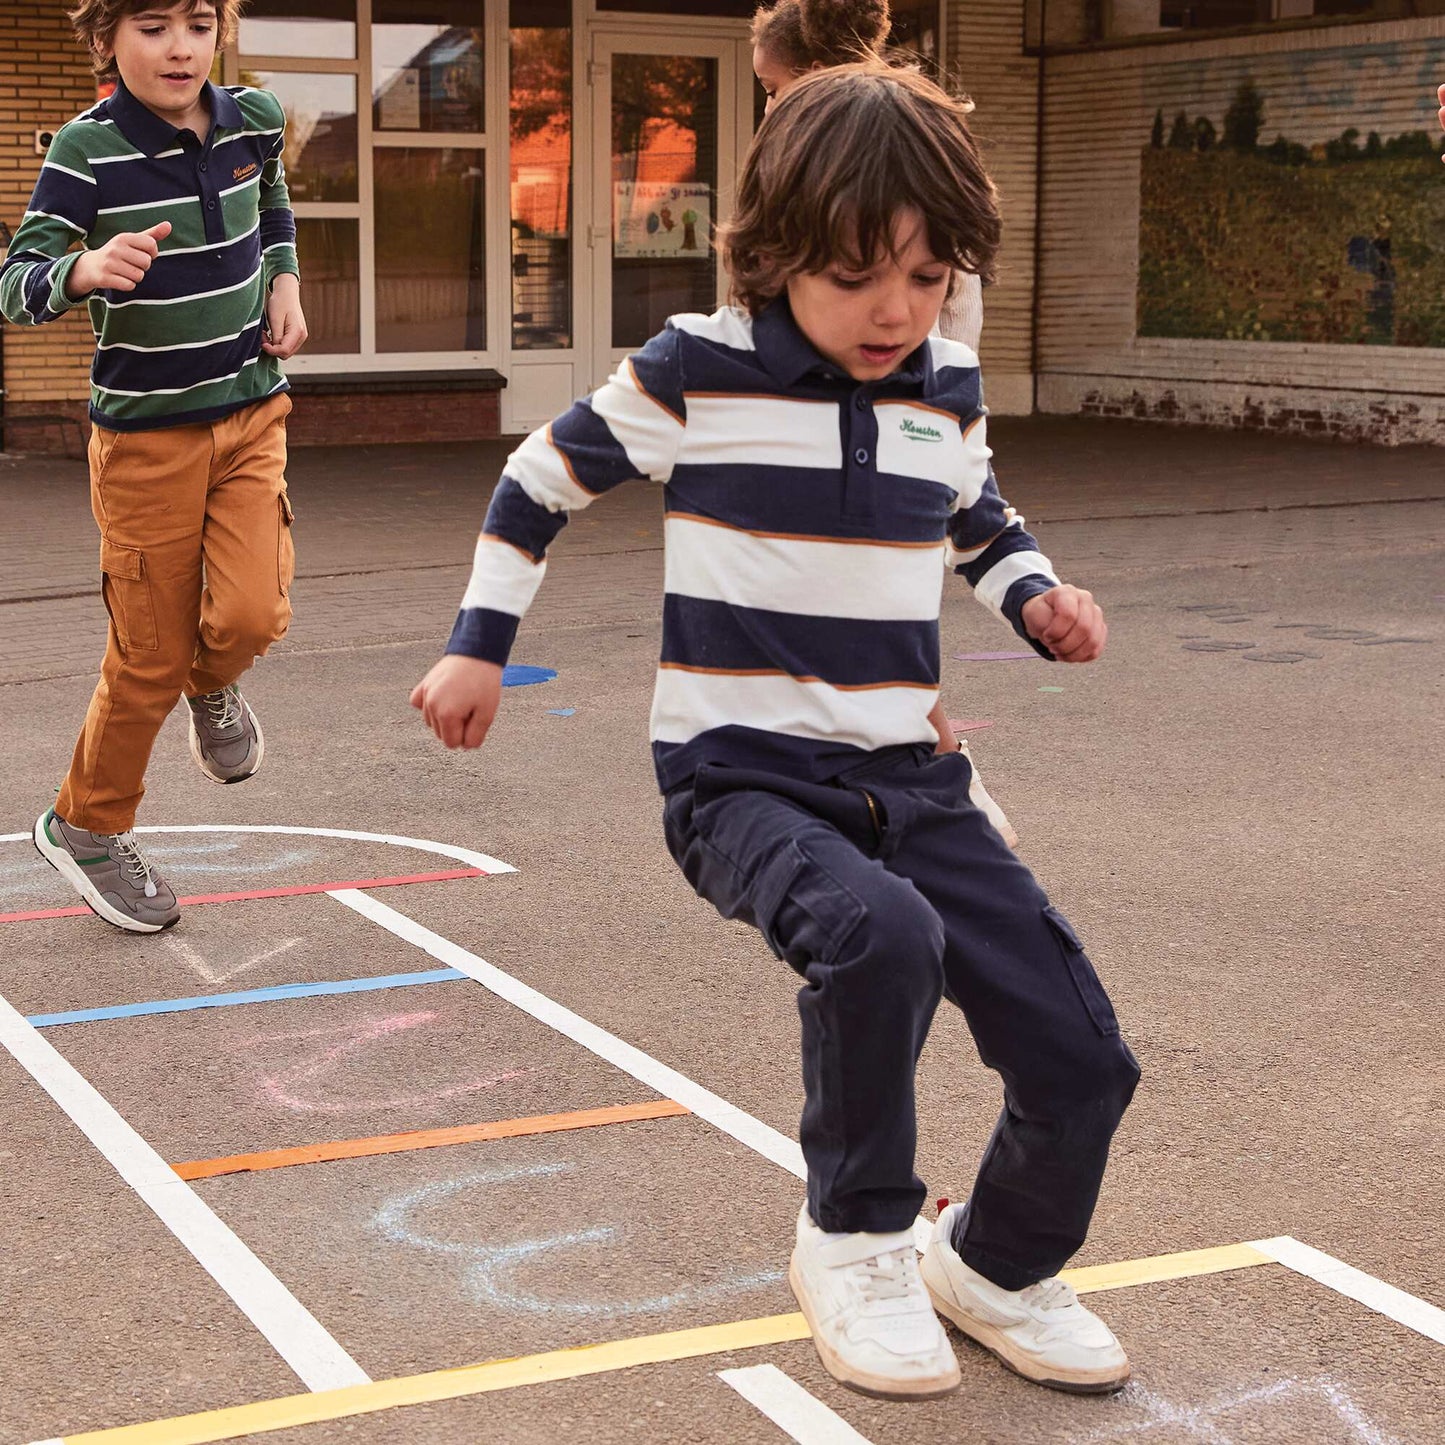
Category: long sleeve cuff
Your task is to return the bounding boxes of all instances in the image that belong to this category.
[1001,575,1061,659]
[45,252,90,317]
[263,245,300,291]
[445,606,520,665]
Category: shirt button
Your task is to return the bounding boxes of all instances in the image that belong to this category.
[854,448,869,465]
[200,161,207,171]
[207,200,216,209]
[854,395,868,411]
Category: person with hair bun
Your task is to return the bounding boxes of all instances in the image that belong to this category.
[754,0,1015,847]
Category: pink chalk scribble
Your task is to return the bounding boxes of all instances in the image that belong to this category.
[239,1011,541,1114]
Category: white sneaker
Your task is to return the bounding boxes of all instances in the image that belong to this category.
[959,739,1019,848]
[789,1205,961,1400]
[920,1203,1130,1393]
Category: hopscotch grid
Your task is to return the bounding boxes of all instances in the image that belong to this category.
[4,830,1442,1445]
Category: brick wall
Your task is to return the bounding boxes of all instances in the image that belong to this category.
[0,0,96,422]
[284,387,501,447]
[947,0,1039,416]
[1035,17,1445,445]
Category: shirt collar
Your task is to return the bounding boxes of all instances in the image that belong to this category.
[752,296,936,396]
[108,78,241,155]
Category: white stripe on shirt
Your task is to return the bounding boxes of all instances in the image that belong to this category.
[649,667,938,751]
[973,549,1059,620]
[664,514,944,623]
[679,395,841,471]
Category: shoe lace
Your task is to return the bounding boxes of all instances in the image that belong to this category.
[1021,1277,1077,1312]
[113,832,160,898]
[851,1247,924,1307]
[205,687,242,730]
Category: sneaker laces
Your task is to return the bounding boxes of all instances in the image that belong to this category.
[113,832,160,898]
[1021,1276,1077,1312]
[204,687,243,731]
[851,1247,926,1309]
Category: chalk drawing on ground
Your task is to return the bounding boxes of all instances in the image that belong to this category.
[241,1011,542,1115]
[1067,1376,1399,1445]
[165,932,304,986]
[372,1161,785,1318]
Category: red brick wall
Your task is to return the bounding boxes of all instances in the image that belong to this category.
[0,1,97,417]
[284,388,501,447]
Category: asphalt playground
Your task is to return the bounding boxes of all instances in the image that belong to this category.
[0,417,1441,1445]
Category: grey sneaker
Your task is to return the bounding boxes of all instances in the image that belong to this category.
[186,684,264,784]
[33,807,180,933]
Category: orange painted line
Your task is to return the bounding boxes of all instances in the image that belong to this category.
[171,1099,691,1180]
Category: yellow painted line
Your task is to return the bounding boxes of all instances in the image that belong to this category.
[43,1314,811,1445]
[1064,1241,1273,1294]
[38,1242,1275,1445]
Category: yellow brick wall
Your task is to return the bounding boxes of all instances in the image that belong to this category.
[0,1,97,407]
[945,0,1039,415]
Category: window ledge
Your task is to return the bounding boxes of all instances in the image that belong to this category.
[287,369,507,396]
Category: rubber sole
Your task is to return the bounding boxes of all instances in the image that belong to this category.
[188,708,264,785]
[788,1257,962,1402]
[924,1279,1131,1395]
[32,815,177,934]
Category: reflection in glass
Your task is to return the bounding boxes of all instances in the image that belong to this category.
[374,148,485,352]
[611,55,718,348]
[373,0,484,132]
[510,0,571,348]
[246,72,358,202]
[295,218,359,353]
[238,0,356,60]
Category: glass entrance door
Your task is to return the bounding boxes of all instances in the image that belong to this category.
[590,32,746,390]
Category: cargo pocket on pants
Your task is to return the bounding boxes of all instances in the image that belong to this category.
[1044,904,1120,1036]
[99,539,157,652]
[752,838,866,974]
[277,491,296,597]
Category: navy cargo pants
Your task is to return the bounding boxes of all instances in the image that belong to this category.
[663,743,1141,1292]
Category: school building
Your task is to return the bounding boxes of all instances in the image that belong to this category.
[1,0,1441,451]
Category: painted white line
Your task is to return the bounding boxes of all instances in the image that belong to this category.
[329,889,808,1181]
[0,991,370,1391]
[720,1364,875,1444]
[0,823,515,877]
[1251,1236,1445,1347]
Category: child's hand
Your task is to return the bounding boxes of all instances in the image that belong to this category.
[410,655,503,749]
[1021,585,1107,662]
[66,221,171,298]
[263,274,308,358]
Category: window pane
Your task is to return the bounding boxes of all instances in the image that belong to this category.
[374,148,486,352]
[373,0,484,133]
[239,0,357,60]
[296,218,359,353]
[611,54,718,349]
[247,72,358,202]
[510,2,572,348]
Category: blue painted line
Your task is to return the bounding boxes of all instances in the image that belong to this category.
[502,664,557,687]
[26,967,468,1028]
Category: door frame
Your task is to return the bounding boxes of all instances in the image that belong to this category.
[585,23,754,395]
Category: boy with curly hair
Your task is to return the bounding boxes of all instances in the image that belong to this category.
[413,64,1139,1402]
[2,0,306,931]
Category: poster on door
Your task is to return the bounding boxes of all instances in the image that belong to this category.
[613,182,711,259]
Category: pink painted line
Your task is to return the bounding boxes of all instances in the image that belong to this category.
[947,718,995,733]
[0,868,485,924]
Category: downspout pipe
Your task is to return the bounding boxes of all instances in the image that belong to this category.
[1030,0,1047,414]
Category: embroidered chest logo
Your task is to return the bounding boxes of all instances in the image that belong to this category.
[232,162,258,182]
[898,417,943,443]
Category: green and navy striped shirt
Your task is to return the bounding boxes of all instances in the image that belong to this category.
[0,80,298,431]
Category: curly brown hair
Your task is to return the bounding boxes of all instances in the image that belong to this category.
[69,0,241,80]
[721,63,1000,316]
[751,0,889,73]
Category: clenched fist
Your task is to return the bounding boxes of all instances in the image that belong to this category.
[66,220,170,298]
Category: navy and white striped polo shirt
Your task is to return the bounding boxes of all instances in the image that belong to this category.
[447,300,1062,792]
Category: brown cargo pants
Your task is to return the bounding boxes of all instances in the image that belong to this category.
[55,392,296,834]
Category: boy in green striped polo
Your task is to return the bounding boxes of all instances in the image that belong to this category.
[1,0,306,932]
